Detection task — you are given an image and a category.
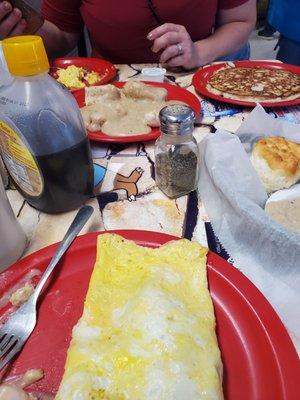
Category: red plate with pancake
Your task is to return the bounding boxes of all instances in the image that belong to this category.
[73,81,201,143]
[50,57,116,90]
[0,230,299,399]
[192,60,300,108]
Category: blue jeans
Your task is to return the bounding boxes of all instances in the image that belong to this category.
[218,42,250,62]
[276,36,300,66]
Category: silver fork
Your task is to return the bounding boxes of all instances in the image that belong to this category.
[0,205,93,370]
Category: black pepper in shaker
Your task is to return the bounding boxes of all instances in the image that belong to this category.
[154,104,199,198]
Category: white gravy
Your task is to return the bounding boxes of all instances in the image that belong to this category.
[81,90,185,136]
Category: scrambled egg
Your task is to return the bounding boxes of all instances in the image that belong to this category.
[10,282,34,306]
[56,65,101,89]
[55,234,223,400]
[86,71,101,85]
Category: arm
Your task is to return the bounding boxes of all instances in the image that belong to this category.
[0,2,79,57]
[148,0,256,69]
[37,20,79,58]
[195,0,256,65]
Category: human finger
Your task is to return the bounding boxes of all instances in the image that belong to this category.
[159,43,183,63]
[0,7,22,39]
[151,31,180,54]
[0,1,12,21]
[165,54,184,68]
[9,17,26,36]
[147,23,181,41]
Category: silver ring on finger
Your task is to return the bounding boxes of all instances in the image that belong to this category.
[176,43,183,56]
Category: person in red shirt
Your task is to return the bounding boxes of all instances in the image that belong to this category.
[0,0,256,69]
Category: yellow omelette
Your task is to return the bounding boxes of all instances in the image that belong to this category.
[55,233,223,400]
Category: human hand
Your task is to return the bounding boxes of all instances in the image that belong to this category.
[147,23,201,70]
[0,1,26,39]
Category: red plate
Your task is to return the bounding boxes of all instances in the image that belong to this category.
[192,60,300,108]
[73,82,201,143]
[49,57,116,90]
[0,230,299,399]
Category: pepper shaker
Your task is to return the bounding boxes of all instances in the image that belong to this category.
[154,104,199,198]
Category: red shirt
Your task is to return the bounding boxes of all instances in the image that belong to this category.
[42,0,248,63]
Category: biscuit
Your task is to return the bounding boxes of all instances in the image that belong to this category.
[265,184,300,234]
[250,137,300,193]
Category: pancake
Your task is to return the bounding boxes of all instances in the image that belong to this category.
[206,66,300,103]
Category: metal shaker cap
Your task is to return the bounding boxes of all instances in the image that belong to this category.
[159,104,195,135]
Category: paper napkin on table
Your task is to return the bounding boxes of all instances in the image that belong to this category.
[236,103,300,147]
[198,114,300,352]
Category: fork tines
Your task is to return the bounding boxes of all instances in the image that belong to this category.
[0,331,20,370]
[0,333,18,357]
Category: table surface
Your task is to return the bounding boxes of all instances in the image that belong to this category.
[3,62,300,354]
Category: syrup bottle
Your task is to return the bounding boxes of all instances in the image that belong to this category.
[0,36,94,213]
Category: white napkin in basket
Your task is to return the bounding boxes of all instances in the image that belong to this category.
[198,130,300,352]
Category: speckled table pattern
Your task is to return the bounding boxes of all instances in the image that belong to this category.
[3,62,300,352]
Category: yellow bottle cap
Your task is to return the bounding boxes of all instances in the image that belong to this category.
[2,35,49,76]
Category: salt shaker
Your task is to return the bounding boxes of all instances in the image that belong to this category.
[155,104,199,198]
[0,176,27,272]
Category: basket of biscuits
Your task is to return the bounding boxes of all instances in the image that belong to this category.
[198,105,300,335]
[237,105,300,235]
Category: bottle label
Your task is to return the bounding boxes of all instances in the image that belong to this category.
[0,118,43,197]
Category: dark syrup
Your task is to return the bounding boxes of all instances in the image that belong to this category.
[11,138,94,213]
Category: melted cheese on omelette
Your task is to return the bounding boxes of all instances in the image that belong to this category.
[55,234,223,400]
